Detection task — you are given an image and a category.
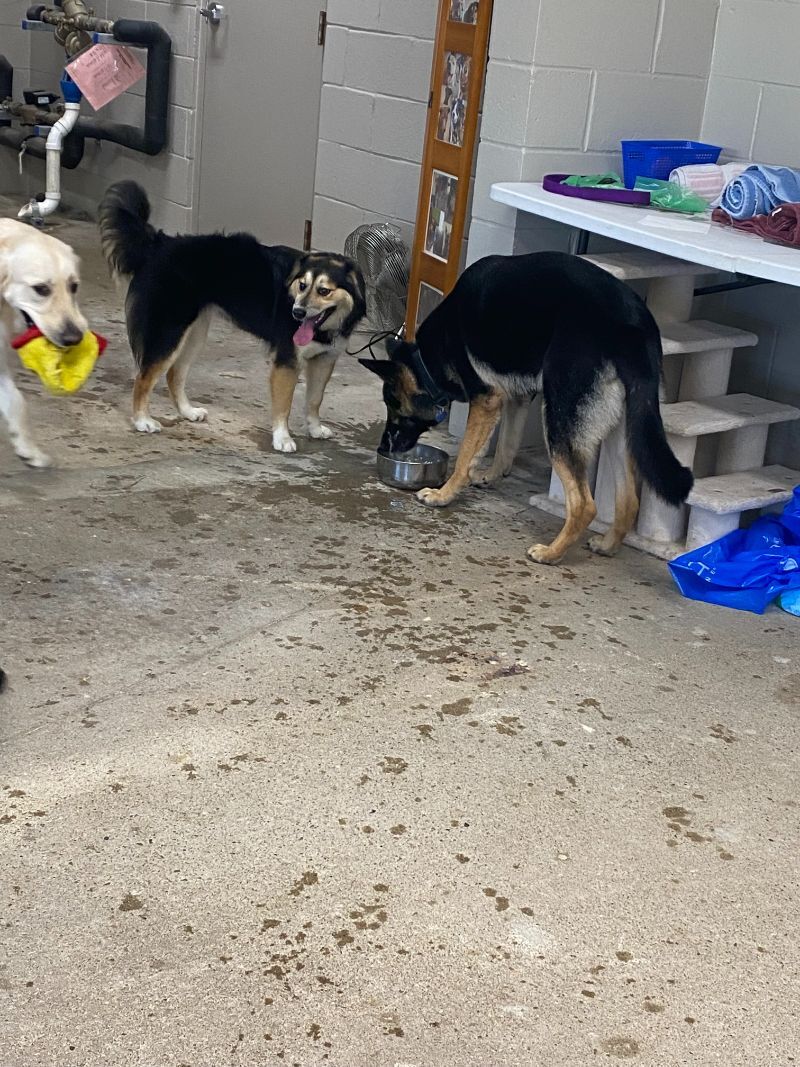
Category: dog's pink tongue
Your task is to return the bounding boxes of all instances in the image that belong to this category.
[293,317,316,346]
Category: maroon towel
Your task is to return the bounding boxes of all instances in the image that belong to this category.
[713,203,800,247]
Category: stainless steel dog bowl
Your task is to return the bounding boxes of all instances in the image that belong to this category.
[376,444,449,490]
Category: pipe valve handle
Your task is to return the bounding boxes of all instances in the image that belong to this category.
[200,3,225,25]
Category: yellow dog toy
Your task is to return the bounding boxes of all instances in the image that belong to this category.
[12,326,107,396]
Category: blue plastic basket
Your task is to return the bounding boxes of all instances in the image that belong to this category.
[621,140,722,188]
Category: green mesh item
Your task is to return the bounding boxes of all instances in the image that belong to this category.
[633,177,710,214]
[562,173,625,188]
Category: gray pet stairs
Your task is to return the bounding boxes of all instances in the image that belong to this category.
[530,250,800,559]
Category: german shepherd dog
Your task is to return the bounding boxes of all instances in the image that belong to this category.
[362,251,693,565]
[99,182,366,452]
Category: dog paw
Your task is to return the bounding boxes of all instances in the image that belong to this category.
[307,422,333,440]
[272,428,297,453]
[588,534,619,558]
[416,487,452,508]
[20,447,51,469]
[470,467,497,488]
[526,543,559,566]
[133,415,161,434]
[182,406,208,423]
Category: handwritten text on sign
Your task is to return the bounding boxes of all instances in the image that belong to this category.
[66,45,145,111]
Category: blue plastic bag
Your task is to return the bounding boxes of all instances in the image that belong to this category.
[779,589,800,616]
[669,486,800,614]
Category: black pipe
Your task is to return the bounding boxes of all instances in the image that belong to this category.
[694,277,774,297]
[1,19,170,172]
[0,125,84,168]
[0,54,13,100]
[75,20,171,155]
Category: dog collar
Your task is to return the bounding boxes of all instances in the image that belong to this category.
[410,347,455,420]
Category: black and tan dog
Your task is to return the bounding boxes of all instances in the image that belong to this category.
[362,251,693,565]
[99,182,366,451]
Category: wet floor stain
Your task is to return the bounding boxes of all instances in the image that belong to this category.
[118,893,144,912]
[663,805,735,860]
[482,887,514,913]
[710,722,737,743]
[440,697,472,717]
[776,673,800,705]
[379,756,408,774]
[289,871,319,898]
[601,1036,641,1058]
[169,507,197,526]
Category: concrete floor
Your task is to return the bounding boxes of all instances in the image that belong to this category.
[1,205,798,1067]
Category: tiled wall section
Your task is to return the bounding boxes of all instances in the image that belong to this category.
[0,0,200,230]
[311,0,436,253]
[700,0,800,464]
[469,0,719,263]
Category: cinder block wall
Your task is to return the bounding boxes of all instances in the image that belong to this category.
[699,0,800,466]
[0,0,200,230]
[0,0,32,196]
[469,0,719,264]
[311,0,436,253]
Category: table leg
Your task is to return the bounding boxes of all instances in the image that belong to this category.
[569,228,590,255]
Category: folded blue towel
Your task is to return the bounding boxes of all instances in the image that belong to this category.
[720,164,800,220]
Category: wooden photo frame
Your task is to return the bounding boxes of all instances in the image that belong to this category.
[406,0,493,338]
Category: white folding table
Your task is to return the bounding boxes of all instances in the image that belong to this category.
[490,181,800,287]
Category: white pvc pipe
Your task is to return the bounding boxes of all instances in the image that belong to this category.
[18,101,81,220]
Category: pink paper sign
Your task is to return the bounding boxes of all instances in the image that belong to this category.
[66,45,145,111]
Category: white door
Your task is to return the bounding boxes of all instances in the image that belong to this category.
[197,0,326,247]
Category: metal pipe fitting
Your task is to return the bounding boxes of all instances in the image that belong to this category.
[27,3,114,55]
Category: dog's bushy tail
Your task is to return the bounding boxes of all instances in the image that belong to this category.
[622,333,694,507]
[99,181,157,278]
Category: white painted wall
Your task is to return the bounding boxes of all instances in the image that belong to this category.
[0,0,201,230]
[311,0,436,252]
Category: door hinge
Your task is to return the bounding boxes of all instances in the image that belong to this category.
[303,218,313,252]
[318,10,327,46]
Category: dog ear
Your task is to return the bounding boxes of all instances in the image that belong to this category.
[359,358,397,381]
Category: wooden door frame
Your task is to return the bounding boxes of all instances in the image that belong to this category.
[405,0,493,337]
[191,0,209,233]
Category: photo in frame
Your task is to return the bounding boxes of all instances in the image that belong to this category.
[449,0,479,23]
[436,52,471,148]
[425,170,458,263]
[417,283,444,329]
